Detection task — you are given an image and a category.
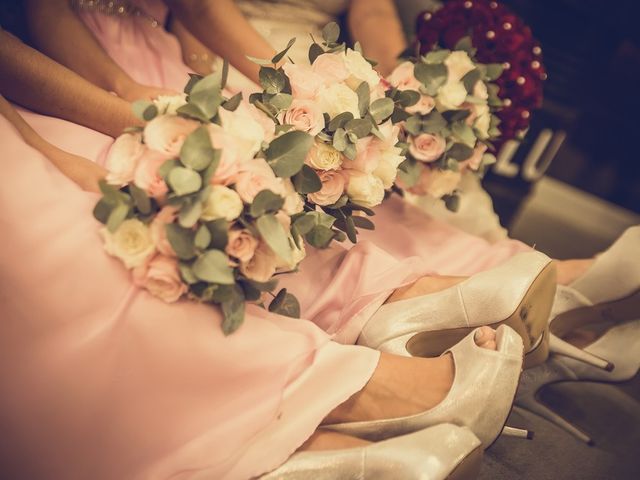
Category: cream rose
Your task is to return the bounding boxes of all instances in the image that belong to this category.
[219,105,265,160]
[436,81,467,111]
[373,145,404,188]
[153,94,187,115]
[105,133,145,185]
[411,167,462,198]
[239,241,278,282]
[144,115,199,157]
[201,185,244,221]
[133,150,170,200]
[409,133,446,162]
[344,170,385,208]
[473,104,491,139]
[388,61,423,91]
[149,206,178,257]
[308,170,345,206]
[132,254,187,303]
[344,48,380,88]
[444,51,476,82]
[226,228,259,263]
[317,83,360,119]
[275,234,306,270]
[311,52,350,83]
[306,142,344,171]
[282,62,325,99]
[473,81,488,101]
[234,159,284,204]
[283,99,325,136]
[281,179,304,215]
[100,218,155,269]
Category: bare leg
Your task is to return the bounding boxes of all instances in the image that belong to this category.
[555,259,595,285]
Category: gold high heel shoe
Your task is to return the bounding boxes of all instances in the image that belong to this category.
[260,424,483,480]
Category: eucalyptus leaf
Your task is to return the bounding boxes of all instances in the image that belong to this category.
[106,203,129,233]
[405,116,423,136]
[180,126,215,171]
[201,150,222,184]
[205,219,229,250]
[259,67,286,94]
[423,49,451,64]
[269,93,293,110]
[194,224,212,250]
[328,112,354,132]
[272,37,297,64]
[447,143,474,161]
[222,93,242,111]
[396,90,420,108]
[131,100,158,122]
[250,189,285,217]
[369,97,394,123]
[414,63,448,93]
[192,249,235,284]
[178,200,203,228]
[309,43,325,64]
[221,286,246,335]
[443,193,460,212]
[168,167,202,196]
[356,81,370,118]
[462,69,481,93]
[178,262,199,285]
[343,142,357,160]
[322,22,340,45]
[93,198,114,225]
[256,214,293,264]
[332,127,347,152]
[452,122,477,147]
[129,184,151,215]
[265,130,314,177]
[484,63,505,81]
[165,223,196,260]
[292,165,322,194]
[268,288,301,318]
[397,158,421,187]
[183,73,203,94]
[422,111,447,134]
[305,225,335,248]
[176,103,210,122]
[454,36,476,56]
[352,216,375,230]
[292,213,317,235]
[345,118,372,138]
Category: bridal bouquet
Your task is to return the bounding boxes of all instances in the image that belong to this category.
[94,71,306,333]
[248,23,403,246]
[387,38,503,210]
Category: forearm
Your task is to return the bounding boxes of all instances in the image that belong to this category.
[166,0,275,85]
[25,0,135,96]
[348,0,407,76]
[0,95,106,193]
[0,30,140,137]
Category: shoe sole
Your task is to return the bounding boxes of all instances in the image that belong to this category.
[447,445,483,480]
[405,262,557,369]
[550,289,640,341]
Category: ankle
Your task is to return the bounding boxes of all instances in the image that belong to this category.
[556,259,595,285]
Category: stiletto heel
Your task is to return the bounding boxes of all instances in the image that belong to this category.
[326,326,524,449]
[548,333,614,371]
[260,424,483,480]
[501,425,534,439]
[514,358,595,445]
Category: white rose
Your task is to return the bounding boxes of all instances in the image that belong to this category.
[473,81,488,101]
[344,48,381,89]
[219,106,265,160]
[472,103,491,139]
[281,179,304,215]
[153,94,187,115]
[425,169,462,198]
[444,51,476,82]
[436,81,467,111]
[105,133,145,185]
[201,185,244,221]
[373,145,404,188]
[275,234,306,271]
[345,170,385,208]
[100,219,156,269]
[143,115,199,157]
[317,83,361,119]
[306,142,344,171]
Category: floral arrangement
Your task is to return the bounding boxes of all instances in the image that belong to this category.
[415,0,546,143]
[93,70,308,334]
[387,38,503,209]
[247,23,404,245]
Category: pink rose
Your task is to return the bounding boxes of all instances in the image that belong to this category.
[143,115,199,157]
[283,99,325,136]
[282,63,325,100]
[226,228,259,263]
[149,206,178,257]
[461,144,487,172]
[312,53,350,84]
[387,61,422,91]
[406,95,436,115]
[233,159,284,203]
[350,136,380,173]
[244,102,276,143]
[133,254,188,303]
[207,124,243,185]
[408,166,462,198]
[409,133,446,162]
[133,149,170,200]
[105,133,145,185]
[309,170,346,206]
[239,241,278,282]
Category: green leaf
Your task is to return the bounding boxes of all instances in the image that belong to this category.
[106,203,129,233]
[454,36,476,56]
[272,37,297,64]
[423,49,451,64]
[192,249,235,284]
[129,184,151,215]
[343,142,357,160]
[422,111,447,134]
[178,262,199,285]
[414,63,448,95]
[396,90,420,108]
[344,216,357,243]
[292,165,322,194]
[447,143,474,161]
[345,118,372,138]
[391,106,411,124]
[222,93,242,111]
[462,69,481,93]
[180,126,215,171]
[250,189,285,217]
[265,130,314,177]
[221,285,246,335]
[322,22,340,44]
[205,219,229,250]
[183,73,203,94]
[356,81,370,118]
[484,63,504,81]
[443,110,471,123]
[369,97,394,123]
[268,288,301,318]
[178,200,203,228]
[405,116,422,136]
[194,224,212,250]
[165,223,196,260]
[269,93,293,110]
[176,103,210,122]
[397,158,421,188]
[332,128,348,151]
[293,213,317,235]
[352,216,375,230]
[168,167,202,196]
[256,214,293,264]
[328,112,354,132]
[452,122,477,147]
[93,198,114,225]
[309,43,325,64]
[259,67,286,94]
[443,193,460,212]
[131,100,158,121]
[305,225,335,248]
[201,150,222,184]
[188,73,223,119]
[220,59,229,89]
